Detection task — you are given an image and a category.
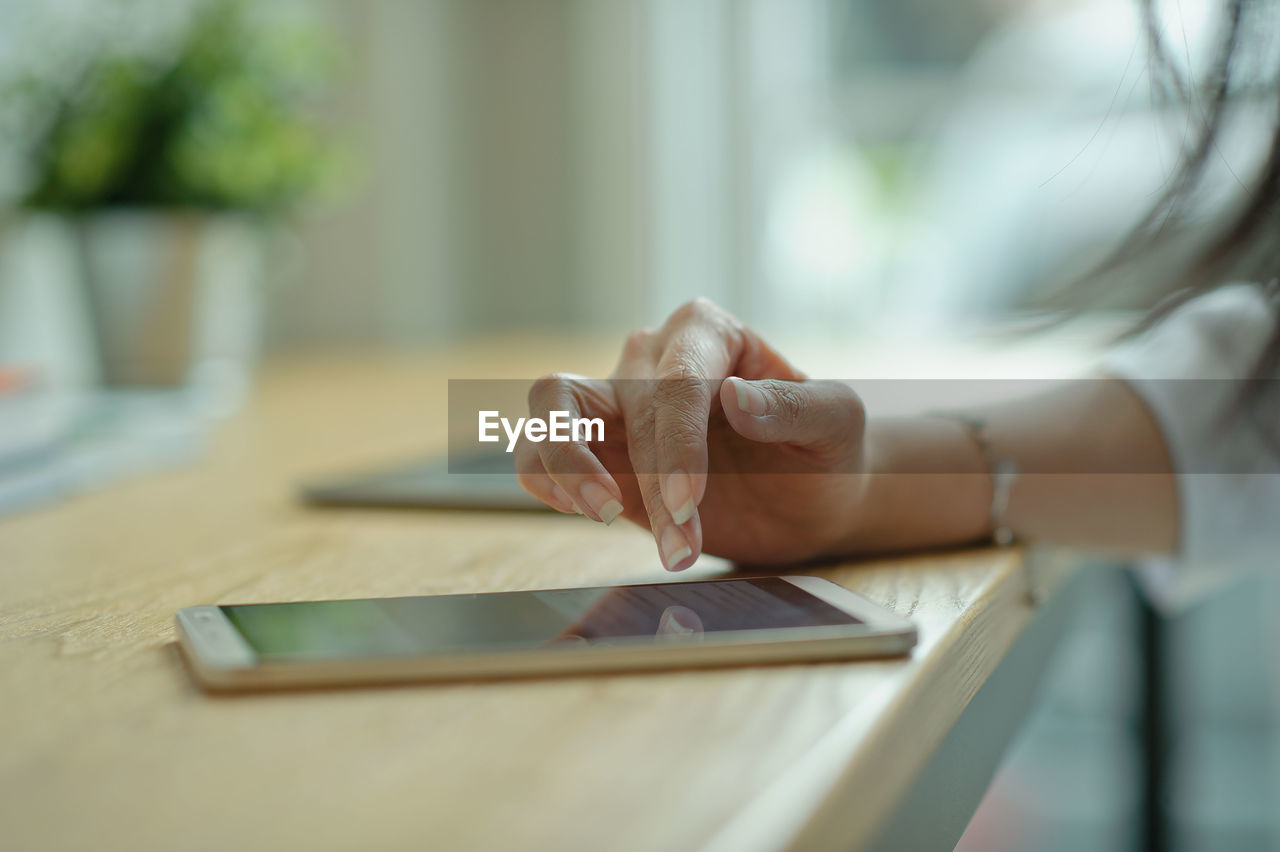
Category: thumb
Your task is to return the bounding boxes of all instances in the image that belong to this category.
[720,377,865,451]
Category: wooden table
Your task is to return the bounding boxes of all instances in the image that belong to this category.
[0,338,1074,851]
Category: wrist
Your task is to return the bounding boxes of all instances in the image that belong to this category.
[837,417,993,554]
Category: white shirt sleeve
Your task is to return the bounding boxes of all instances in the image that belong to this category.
[1101,282,1280,596]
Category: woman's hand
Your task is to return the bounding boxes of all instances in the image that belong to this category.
[514,299,869,571]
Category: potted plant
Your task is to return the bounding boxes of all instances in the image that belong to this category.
[5,0,342,407]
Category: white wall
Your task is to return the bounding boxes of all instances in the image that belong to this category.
[270,0,833,347]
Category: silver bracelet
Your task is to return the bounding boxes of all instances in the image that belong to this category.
[936,414,1020,546]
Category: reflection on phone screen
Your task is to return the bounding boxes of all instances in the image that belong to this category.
[221,578,863,661]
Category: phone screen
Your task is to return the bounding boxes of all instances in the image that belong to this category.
[220,578,863,661]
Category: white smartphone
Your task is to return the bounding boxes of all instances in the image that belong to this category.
[175,576,917,691]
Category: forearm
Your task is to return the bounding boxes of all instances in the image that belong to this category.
[844,378,1178,556]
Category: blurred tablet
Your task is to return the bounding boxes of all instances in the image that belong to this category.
[299,451,548,511]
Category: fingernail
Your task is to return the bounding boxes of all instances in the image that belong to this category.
[663,469,696,526]
[663,612,695,634]
[550,484,580,514]
[732,378,768,416]
[580,481,624,525]
[660,525,693,572]
[599,500,623,525]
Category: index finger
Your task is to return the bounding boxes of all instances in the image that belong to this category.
[647,304,740,526]
[648,346,723,525]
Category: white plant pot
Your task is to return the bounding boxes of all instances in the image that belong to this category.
[73,209,266,412]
